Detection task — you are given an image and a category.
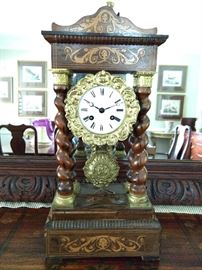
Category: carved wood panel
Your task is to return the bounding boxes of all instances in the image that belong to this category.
[0,175,56,202]
[0,157,201,205]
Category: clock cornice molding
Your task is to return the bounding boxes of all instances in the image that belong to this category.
[42,32,168,47]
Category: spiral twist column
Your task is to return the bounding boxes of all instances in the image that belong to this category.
[52,69,77,208]
[127,71,154,207]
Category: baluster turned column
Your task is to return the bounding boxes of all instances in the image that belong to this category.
[52,69,77,207]
[127,71,154,207]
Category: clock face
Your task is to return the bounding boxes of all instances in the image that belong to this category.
[78,86,126,135]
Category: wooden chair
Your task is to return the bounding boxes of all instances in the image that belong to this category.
[167,124,192,160]
[0,124,38,155]
[154,125,192,160]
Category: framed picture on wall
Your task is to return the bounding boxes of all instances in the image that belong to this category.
[0,77,13,102]
[157,65,187,92]
[18,90,47,117]
[18,61,47,88]
[156,94,185,120]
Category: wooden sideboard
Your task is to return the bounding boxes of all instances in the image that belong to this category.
[0,155,201,205]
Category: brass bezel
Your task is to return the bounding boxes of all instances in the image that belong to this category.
[65,70,140,146]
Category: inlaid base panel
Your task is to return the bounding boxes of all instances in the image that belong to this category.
[45,217,161,259]
[45,185,161,261]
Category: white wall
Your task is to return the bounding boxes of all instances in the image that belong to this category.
[0,0,202,130]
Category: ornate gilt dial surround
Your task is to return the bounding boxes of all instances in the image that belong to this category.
[65,70,140,146]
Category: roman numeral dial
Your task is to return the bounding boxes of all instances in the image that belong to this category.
[78,85,126,135]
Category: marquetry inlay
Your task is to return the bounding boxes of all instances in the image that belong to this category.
[53,235,145,254]
[64,46,145,65]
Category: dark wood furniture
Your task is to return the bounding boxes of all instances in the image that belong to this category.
[0,124,38,155]
[42,3,168,262]
[181,117,197,131]
[1,207,202,270]
[0,155,202,205]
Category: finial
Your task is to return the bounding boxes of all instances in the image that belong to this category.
[106,1,114,8]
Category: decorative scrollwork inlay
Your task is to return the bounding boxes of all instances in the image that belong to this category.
[64,46,145,65]
[78,10,137,33]
[58,235,145,253]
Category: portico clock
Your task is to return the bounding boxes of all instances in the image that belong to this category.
[42,1,168,263]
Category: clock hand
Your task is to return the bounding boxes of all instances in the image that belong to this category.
[93,104,100,110]
[105,101,123,110]
[104,104,117,110]
[84,99,100,110]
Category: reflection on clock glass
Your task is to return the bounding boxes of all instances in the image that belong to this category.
[79,86,126,134]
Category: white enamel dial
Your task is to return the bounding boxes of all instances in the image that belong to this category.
[78,86,126,135]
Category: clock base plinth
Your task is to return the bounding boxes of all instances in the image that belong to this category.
[45,184,161,262]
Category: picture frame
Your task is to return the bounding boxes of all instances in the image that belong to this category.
[157,65,187,92]
[0,77,13,102]
[18,90,47,117]
[18,61,47,88]
[156,94,185,120]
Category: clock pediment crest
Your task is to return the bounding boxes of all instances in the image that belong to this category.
[52,5,157,35]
